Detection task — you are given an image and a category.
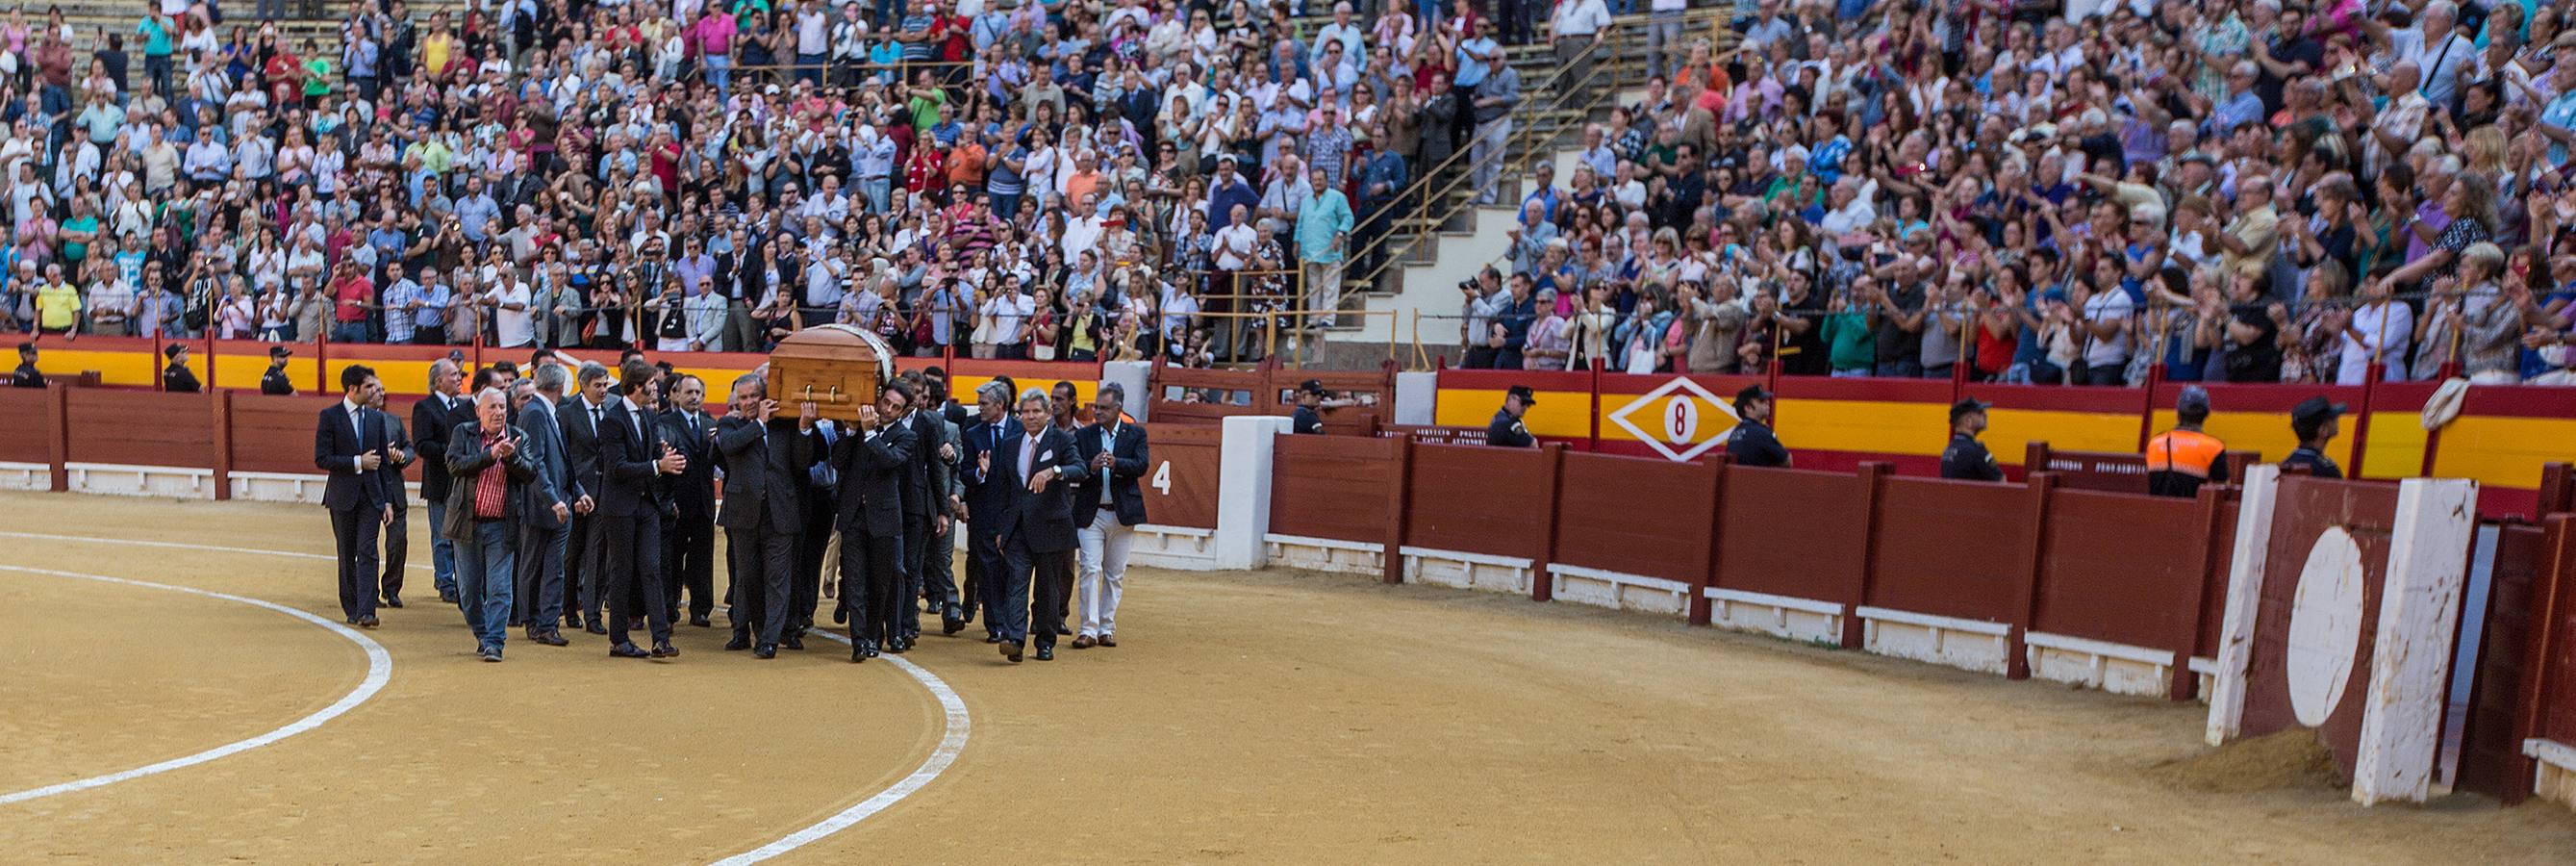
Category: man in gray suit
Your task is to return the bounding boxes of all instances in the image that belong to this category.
[514,369,581,647]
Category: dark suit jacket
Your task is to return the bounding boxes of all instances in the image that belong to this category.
[558,395,610,512]
[829,420,915,537]
[1071,420,1149,527]
[958,417,1023,527]
[596,399,669,519]
[900,410,951,521]
[371,409,415,506]
[993,425,1087,553]
[441,420,539,540]
[413,393,470,501]
[517,398,577,529]
[657,408,719,521]
[315,401,390,512]
[715,415,813,533]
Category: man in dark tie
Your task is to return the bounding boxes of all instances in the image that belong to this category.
[897,371,961,643]
[956,382,1019,643]
[716,374,818,658]
[366,388,416,610]
[556,362,614,634]
[442,387,539,662]
[413,359,469,604]
[599,359,688,659]
[831,381,918,661]
[1071,382,1149,649]
[513,369,580,647]
[994,390,1087,663]
[657,374,720,627]
[315,365,392,627]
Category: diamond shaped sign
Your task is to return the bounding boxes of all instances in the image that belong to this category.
[1605,377,1742,462]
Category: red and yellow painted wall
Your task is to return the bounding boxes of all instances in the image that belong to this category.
[1436,367,2576,519]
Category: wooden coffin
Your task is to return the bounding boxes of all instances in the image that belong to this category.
[769,324,897,421]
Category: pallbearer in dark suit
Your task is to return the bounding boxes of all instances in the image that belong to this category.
[1071,383,1149,649]
[830,381,919,661]
[957,382,1021,643]
[599,359,688,659]
[366,389,416,609]
[442,388,539,663]
[716,374,818,658]
[316,366,393,627]
[896,371,961,641]
[557,362,615,634]
[994,390,1087,663]
[513,370,580,647]
[658,374,720,627]
[414,359,470,604]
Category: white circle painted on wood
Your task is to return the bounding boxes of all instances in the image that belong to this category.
[2286,526,2368,727]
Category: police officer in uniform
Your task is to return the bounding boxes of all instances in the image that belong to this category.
[261,345,298,395]
[1939,398,2002,481]
[2281,396,2345,479]
[1486,385,1537,447]
[1291,379,1328,434]
[1726,386,1790,467]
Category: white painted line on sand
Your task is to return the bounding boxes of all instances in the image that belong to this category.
[0,563,394,805]
[0,530,435,570]
[709,629,972,865]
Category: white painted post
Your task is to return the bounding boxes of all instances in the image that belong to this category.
[1394,370,1439,425]
[2207,464,2283,747]
[1213,415,1294,571]
[1099,361,1154,421]
[2352,477,2479,805]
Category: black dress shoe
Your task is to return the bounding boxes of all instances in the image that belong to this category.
[849,644,869,663]
[883,639,906,654]
[1000,640,1024,663]
[690,615,711,627]
[610,643,649,658]
[753,644,777,659]
[529,630,569,647]
[585,623,608,636]
[565,614,586,630]
[724,634,752,651]
[439,590,459,604]
[383,595,404,608]
[983,633,1000,644]
[650,642,678,658]
[832,602,847,624]
[783,634,806,650]
[960,605,977,624]
[1055,624,1073,636]
[942,608,964,635]
[1035,645,1054,661]
[358,615,380,627]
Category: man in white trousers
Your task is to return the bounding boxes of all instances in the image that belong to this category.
[1070,383,1149,649]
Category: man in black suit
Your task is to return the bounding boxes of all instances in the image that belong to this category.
[598,359,688,659]
[315,365,392,627]
[513,369,580,647]
[896,372,961,643]
[957,381,1019,643]
[556,361,614,634]
[993,390,1087,663]
[1071,383,1149,649]
[831,381,919,661]
[413,359,470,604]
[657,374,720,627]
[366,389,416,609]
[716,373,818,658]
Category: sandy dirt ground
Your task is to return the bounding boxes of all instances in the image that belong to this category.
[1,491,2572,864]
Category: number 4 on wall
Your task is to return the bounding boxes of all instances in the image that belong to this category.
[1152,460,1173,495]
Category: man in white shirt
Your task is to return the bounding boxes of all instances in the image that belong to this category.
[2395,1,2474,110]
[1551,0,1612,103]
[488,271,536,347]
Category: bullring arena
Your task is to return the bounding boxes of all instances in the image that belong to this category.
[6,350,2576,863]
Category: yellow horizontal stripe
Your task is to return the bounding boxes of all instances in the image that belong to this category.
[1774,398,1953,456]
[953,374,1094,407]
[2357,411,2429,479]
[1438,388,1591,437]
[1983,409,2140,464]
[324,359,439,395]
[33,349,158,387]
[2431,416,2576,490]
[212,358,317,392]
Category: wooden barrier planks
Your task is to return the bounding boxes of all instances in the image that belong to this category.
[1268,432,1400,545]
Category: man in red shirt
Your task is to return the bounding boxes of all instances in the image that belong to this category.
[330,261,376,344]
